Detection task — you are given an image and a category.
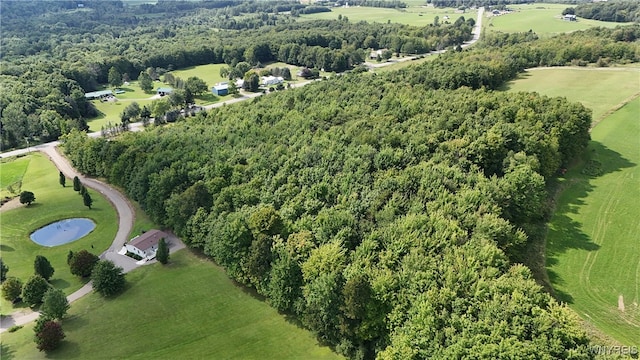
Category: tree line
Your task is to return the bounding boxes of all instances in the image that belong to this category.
[571,0,640,23]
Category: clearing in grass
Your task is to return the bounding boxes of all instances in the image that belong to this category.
[300,6,464,26]
[484,4,630,37]
[546,98,640,345]
[0,153,118,313]
[0,251,343,360]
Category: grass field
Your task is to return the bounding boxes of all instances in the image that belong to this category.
[169,63,228,88]
[0,251,342,360]
[546,98,640,345]
[0,156,30,199]
[502,67,640,123]
[0,153,118,313]
[484,4,630,36]
[300,6,465,26]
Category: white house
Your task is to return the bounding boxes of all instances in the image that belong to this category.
[261,76,284,86]
[125,229,168,260]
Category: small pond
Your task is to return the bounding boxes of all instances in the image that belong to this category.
[30,218,96,247]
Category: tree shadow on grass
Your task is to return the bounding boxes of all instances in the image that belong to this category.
[49,279,70,292]
[0,342,15,360]
[545,140,636,304]
[0,244,15,252]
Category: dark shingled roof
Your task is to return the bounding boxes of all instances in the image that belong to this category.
[129,230,167,251]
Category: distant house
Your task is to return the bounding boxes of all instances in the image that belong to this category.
[212,83,229,96]
[156,87,173,96]
[369,49,383,59]
[125,230,168,260]
[492,9,500,15]
[563,14,577,21]
[261,76,284,86]
[84,90,113,100]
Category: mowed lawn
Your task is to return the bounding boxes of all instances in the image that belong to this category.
[0,251,343,360]
[485,4,630,36]
[0,156,30,198]
[546,98,640,345]
[300,6,464,26]
[502,67,640,123]
[0,153,118,313]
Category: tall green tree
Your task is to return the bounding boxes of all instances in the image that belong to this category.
[21,274,50,306]
[19,191,35,205]
[156,238,169,264]
[73,176,81,191]
[138,71,154,92]
[59,171,66,187]
[34,255,55,281]
[108,66,123,88]
[83,191,93,209]
[91,260,125,297]
[185,76,208,96]
[242,72,260,92]
[40,288,70,320]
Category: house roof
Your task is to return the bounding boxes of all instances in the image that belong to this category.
[84,90,113,98]
[129,229,167,251]
[157,87,173,93]
[213,84,228,90]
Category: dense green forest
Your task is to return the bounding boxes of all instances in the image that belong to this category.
[0,0,472,151]
[571,1,640,23]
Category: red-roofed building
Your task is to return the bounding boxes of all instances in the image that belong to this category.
[125,230,168,260]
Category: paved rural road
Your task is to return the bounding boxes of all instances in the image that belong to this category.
[0,9,485,331]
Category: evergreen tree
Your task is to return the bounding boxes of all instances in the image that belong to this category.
[34,255,55,281]
[0,258,8,282]
[156,238,169,264]
[73,176,81,191]
[82,191,93,209]
[59,171,66,187]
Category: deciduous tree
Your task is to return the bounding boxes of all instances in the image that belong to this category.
[21,274,50,306]
[0,258,8,282]
[69,250,99,277]
[138,71,154,92]
[34,319,65,352]
[19,191,35,205]
[1,277,23,302]
[40,288,70,320]
[108,66,123,88]
[91,260,125,297]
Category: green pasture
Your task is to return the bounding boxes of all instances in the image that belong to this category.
[0,153,118,313]
[300,6,466,26]
[0,251,342,360]
[168,63,228,88]
[502,67,640,123]
[484,3,631,36]
[546,98,640,345]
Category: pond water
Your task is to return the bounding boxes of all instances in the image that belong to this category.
[30,218,96,247]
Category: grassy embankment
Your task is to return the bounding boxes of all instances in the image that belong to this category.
[484,3,631,36]
[504,66,639,345]
[0,250,342,360]
[0,153,118,313]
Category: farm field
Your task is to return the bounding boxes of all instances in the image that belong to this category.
[300,6,465,26]
[0,251,343,360]
[485,3,630,36]
[0,153,118,313]
[502,66,640,123]
[546,98,640,345]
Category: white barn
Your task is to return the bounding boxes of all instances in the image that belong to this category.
[261,76,284,86]
[125,230,168,260]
